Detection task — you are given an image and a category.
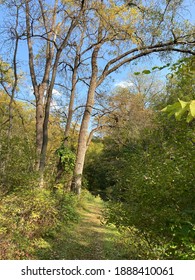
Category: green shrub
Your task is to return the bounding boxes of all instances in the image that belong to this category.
[0,188,79,259]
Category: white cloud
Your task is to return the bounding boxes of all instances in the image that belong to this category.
[27,87,61,96]
[114,81,134,88]
[52,88,62,96]
[51,99,57,107]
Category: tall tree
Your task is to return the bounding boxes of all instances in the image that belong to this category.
[70,0,195,194]
[55,24,86,183]
[0,2,20,141]
[20,0,89,185]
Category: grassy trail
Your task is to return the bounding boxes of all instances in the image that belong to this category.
[49,195,122,260]
[73,199,107,259]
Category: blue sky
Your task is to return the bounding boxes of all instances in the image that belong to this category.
[0,0,194,104]
[108,0,195,87]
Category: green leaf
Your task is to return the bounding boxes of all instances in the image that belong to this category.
[178,99,189,109]
[186,112,193,123]
[161,102,181,115]
[189,100,195,117]
[174,99,190,121]
[134,72,140,75]
[152,66,159,70]
[175,106,188,121]
[142,70,151,74]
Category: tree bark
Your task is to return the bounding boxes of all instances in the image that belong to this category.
[39,18,78,178]
[63,65,77,146]
[55,61,77,183]
[55,28,85,183]
[35,93,44,171]
[71,46,99,194]
[71,87,96,194]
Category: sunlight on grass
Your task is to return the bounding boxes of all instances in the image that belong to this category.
[36,190,136,260]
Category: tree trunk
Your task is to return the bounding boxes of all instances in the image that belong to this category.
[55,42,82,183]
[25,0,82,182]
[71,74,97,194]
[70,31,101,193]
[35,103,43,169]
[55,81,76,183]
[35,86,45,171]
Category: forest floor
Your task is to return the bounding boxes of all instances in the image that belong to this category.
[47,195,125,260]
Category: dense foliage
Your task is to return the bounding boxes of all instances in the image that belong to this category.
[101,117,195,259]
[84,58,195,259]
[0,93,79,260]
[0,188,79,259]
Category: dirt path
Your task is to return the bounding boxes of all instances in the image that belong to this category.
[50,196,121,260]
[72,201,107,259]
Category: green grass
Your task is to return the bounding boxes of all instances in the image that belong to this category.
[37,190,126,260]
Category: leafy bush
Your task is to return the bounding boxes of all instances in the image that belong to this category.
[0,188,79,259]
[103,118,195,259]
[56,145,76,172]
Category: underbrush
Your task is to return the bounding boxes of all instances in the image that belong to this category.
[104,202,195,260]
[0,187,79,259]
[78,189,103,210]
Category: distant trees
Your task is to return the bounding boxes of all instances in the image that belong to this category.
[0,93,36,190]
